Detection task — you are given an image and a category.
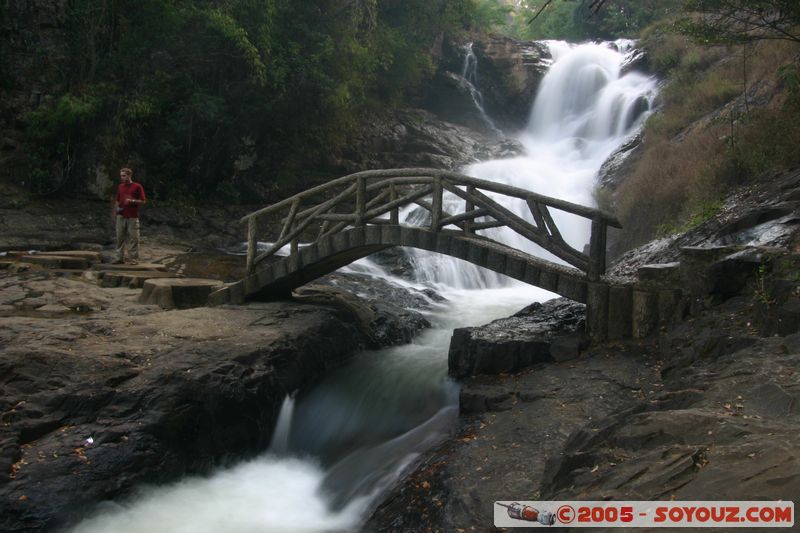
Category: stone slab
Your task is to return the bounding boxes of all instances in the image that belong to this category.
[101,270,178,288]
[38,250,102,262]
[92,263,167,272]
[22,255,89,270]
[139,278,224,309]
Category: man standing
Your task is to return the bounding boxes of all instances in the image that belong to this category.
[114,167,146,264]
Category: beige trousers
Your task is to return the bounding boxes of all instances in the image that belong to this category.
[115,216,140,261]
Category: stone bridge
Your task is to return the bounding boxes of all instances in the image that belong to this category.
[209,168,627,340]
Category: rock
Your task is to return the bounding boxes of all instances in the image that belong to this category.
[637,261,681,288]
[550,334,589,362]
[620,47,648,75]
[21,255,90,270]
[334,108,524,174]
[33,303,72,317]
[0,300,369,531]
[294,275,431,348]
[448,298,586,378]
[91,262,167,272]
[598,131,644,191]
[138,278,224,309]
[37,250,102,262]
[419,37,549,133]
[707,248,765,299]
[100,270,176,289]
[470,37,550,131]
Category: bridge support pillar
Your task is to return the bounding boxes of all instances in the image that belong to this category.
[607,285,633,339]
[586,282,609,342]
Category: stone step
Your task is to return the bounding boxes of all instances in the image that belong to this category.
[37,250,102,262]
[100,270,177,289]
[91,262,167,272]
[21,255,90,270]
[139,278,225,309]
[43,269,87,278]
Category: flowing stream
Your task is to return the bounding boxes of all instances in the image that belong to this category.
[73,40,656,533]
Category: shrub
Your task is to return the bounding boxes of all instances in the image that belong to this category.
[613,34,800,249]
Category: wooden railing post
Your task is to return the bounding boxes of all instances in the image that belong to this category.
[464,185,476,234]
[355,176,366,226]
[390,183,399,225]
[588,217,607,281]
[431,177,442,230]
[246,217,257,274]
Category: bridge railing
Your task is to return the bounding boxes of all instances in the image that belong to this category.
[241,168,621,281]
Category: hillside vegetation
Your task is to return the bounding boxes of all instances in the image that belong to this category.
[615,7,800,247]
[2,0,508,201]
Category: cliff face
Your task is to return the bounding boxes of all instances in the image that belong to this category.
[0,1,68,157]
[471,36,550,131]
[420,35,550,133]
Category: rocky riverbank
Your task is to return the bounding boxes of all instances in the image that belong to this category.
[363,168,800,531]
[0,201,441,531]
[3,164,799,532]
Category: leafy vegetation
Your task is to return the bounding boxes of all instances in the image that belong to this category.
[615,6,800,247]
[508,0,682,41]
[12,0,504,201]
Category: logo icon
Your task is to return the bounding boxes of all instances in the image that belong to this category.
[496,502,556,525]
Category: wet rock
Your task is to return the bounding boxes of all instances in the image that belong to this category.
[448,298,586,378]
[334,108,524,173]
[470,37,551,131]
[294,272,434,348]
[0,297,370,531]
[598,131,643,191]
[620,47,648,75]
[420,37,549,133]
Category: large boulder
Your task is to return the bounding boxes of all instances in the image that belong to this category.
[448,298,586,378]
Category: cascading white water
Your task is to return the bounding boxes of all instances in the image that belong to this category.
[267,393,295,455]
[403,39,656,289]
[71,41,656,533]
[460,42,502,134]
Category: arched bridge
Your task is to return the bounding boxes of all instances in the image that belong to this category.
[209,168,624,339]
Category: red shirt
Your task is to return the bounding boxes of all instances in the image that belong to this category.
[116,181,146,218]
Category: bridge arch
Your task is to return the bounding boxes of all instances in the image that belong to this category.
[208,168,623,339]
[216,225,589,304]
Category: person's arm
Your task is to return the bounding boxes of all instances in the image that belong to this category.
[134,183,146,205]
[126,184,146,206]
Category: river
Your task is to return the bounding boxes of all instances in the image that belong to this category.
[72,39,656,533]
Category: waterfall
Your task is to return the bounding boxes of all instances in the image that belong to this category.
[402,40,656,289]
[70,40,657,533]
[267,393,295,455]
[459,42,502,135]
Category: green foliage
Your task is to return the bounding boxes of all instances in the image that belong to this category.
[511,0,582,40]
[617,11,800,249]
[509,0,682,41]
[657,197,723,236]
[753,262,776,305]
[19,0,495,201]
[676,0,800,45]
